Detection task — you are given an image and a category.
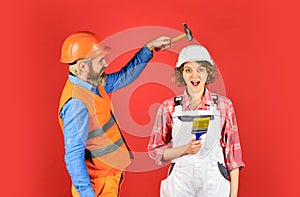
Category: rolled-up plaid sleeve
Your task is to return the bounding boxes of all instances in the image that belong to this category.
[223,99,245,171]
[147,101,173,167]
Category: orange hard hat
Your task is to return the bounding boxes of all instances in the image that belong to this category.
[60,31,111,63]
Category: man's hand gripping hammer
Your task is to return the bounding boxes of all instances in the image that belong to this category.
[155,23,193,51]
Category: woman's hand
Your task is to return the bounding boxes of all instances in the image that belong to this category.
[183,138,202,155]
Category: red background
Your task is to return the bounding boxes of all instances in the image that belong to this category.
[1,0,299,196]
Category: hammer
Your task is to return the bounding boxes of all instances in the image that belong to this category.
[171,23,193,44]
[155,23,193,51]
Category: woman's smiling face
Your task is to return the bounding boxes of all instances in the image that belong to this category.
[182,62,208,94]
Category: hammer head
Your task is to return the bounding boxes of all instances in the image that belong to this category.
[183,23,193,41]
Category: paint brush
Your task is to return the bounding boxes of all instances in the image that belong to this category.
[191,116,210,140]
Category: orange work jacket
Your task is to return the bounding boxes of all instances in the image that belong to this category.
[58,80,131,178]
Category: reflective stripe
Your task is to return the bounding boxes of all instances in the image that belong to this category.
[88,115,116,140]
[85,137,124,159]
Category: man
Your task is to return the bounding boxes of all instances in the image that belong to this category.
[58,31,171,197]
[148,44,245,197]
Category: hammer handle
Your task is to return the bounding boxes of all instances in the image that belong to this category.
[154,32,187,52]
[171,33,186,43]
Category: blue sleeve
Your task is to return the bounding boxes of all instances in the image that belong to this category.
[60,99,96,197]
[105,46,153,93]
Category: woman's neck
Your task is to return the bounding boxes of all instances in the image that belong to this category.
[187,88,205,110]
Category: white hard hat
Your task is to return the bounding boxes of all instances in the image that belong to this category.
[176,45,214,67]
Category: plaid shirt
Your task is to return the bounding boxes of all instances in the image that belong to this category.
[147,88,245,171]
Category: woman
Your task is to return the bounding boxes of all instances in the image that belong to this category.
[147,45,245,197]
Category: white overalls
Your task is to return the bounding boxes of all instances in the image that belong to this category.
[160,95,230,197]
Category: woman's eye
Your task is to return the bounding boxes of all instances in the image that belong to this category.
[198,68,204,72]
[184,69,192,73]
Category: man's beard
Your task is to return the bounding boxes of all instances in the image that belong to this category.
[87,67,106,86]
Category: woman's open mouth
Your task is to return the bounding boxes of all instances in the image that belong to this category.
[191,80,200,86]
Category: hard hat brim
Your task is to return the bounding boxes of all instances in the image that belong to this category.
[86,45,112,59]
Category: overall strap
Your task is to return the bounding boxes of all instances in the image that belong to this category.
[174,96,183,113]
[212,94,218,106]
